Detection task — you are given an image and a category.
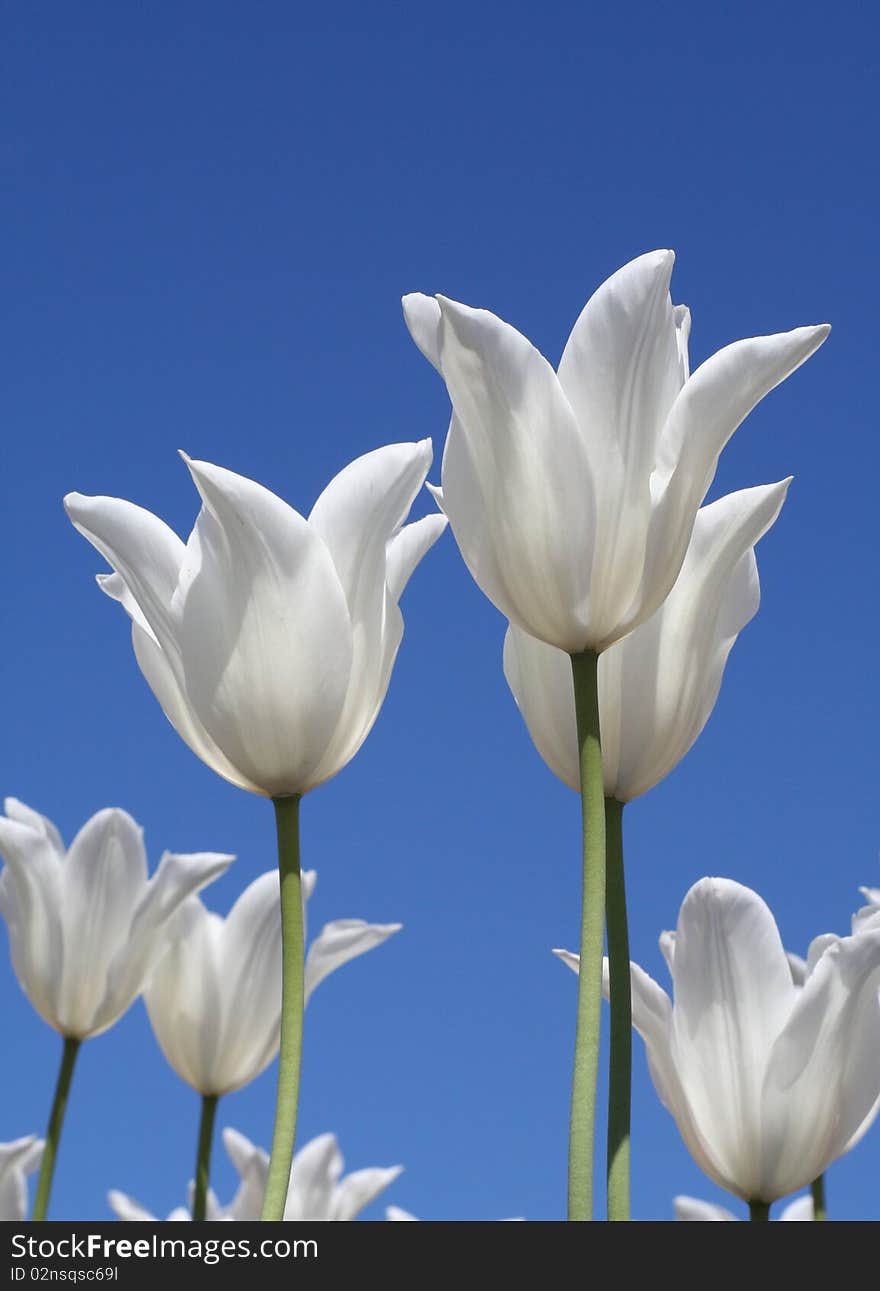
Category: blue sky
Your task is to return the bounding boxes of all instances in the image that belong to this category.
[2,1,878,1220]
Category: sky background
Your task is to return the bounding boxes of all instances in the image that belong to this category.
[2,1,878,1222]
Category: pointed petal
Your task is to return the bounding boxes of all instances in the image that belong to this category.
[330,1166,404,1221]
[786,952,808,987]
[671,879,798,1200]
[402,293,442,372]
[175,459,353,796]
[503,625,579,791]
[673,305,691,383]
[385,513,448,604]
[761,926,880,1197]
[556,251,679,635]
[306,443,435,784]
[221,1127,270,1221]
[4,800,64,856]
[304,919,401,1003]
[673,1196,737,1221]
[107,1191,156,1221]
[602,480,789,800]
[552,948,580,975]
[435,296,597,651]
[659,930,677,974]
[0,1137,43,1222]
[639,324,829,636]
[213,872,282,1092]
[55,808,147,1036]
[285,1133,343,1221]
[386,1205,419,1221]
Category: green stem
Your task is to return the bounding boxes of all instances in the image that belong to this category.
[811,1174,827,1221]
[32,1036,81,1220]
[568,649,606,1222]
[192,1094,219,1221]
[605,796,630,1221]
[749,1200,770,1221]
[260,793,305,1221]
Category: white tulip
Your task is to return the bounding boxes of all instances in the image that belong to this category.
[64,445,446,798]
[0,799,231,1039]
[404,251,827,653]
[0,1137,43,1221]
[109,1127,401,1221]
[503,480,789,802]
[555,877,880,1203]
[144,868,401,1096]
[674,1194,813,1221]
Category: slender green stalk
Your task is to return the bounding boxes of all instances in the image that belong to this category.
[192,1094,219,1221]
[605,796,630,1221]
[568,648,606,1222]
[261,793,305,1221]
[811,1174,827,1221]
[749,1200,770,1221]
[32,1036,81,1220]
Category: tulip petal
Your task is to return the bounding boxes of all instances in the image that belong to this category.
[0,1137,43,1222]
[0,816,64,1029]
[385,513,448,605]
[215,872,282,1092]
[761,927,880,1196]
[640,324,829,633]
[386,1205,419,1221]
[402,293,443,372]
[330,1166,403,1221]
[107,1191,156,1222]
[221,1128,270,1221]
[503,626,579,791]
[304,919,401,1003]
[435,296,597,651]
[779,1195,814,1221]
[56,808,148,1037]
[674,1196,738,1221]
[671,878,797,1199]
[601,480,789,800]
[4,800,64,856]
[556,251,680,636]
[285,1133,343,1221]
[176,458,353,796]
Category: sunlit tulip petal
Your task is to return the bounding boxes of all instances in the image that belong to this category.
[674,1194,814,1221]
[0,1137,43,1221]
[505,480,788,800]
[0,799,230,1040]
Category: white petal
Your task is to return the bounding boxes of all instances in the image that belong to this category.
[107,1190,156,1221]
[0,815,64,1029]
[56,808,147,1037]
[330,1166,403,1221]
[673,305,692,383]
[552,948,580,975]
[386,1205,418,1221]
[385,513,448,605]
[786,952,808,987]
[671,878,796,1200]
[761,927,880,1197]
[176,458,353,796]
[221,1127,270,1221]
[306,443,438,785]
[285,1133,343,1221]
[304,919,401,1003]
[435,296,597,651]
[673,1196,737,1221]
[639,324,829,636]
[4,800,64,856]
[602,480,789,800]
[0,1137,44,1222]
[401,293,442,372]
[556,250,680,638]
[779,1195,814,1221]
[213,872,282,1092]
[659,930,677,974]
[503,625,579,792]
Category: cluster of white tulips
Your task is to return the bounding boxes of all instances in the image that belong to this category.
[3,249,877,1223]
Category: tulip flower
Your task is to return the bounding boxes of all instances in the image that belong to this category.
[0,798,230,1219]
[555,877,880,1215]
[404,254,828,1220]
[674,1195,813,1221]
[504,477,788,1219]
[0,1138,44,1221]
[109,1127,401,1222]
[64,444,444,1220]
[144,867,400,1219]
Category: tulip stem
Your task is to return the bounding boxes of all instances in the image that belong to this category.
[811,1174,827,1221]
[749,1200,770,1221]
[568,648,606,1222]
[32,1036,81,1220]
[192,1094,219,1221]
[261,793,305,1221]
[605,796,630,1221]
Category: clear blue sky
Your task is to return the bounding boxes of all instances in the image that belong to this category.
[2,1,877,1221]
